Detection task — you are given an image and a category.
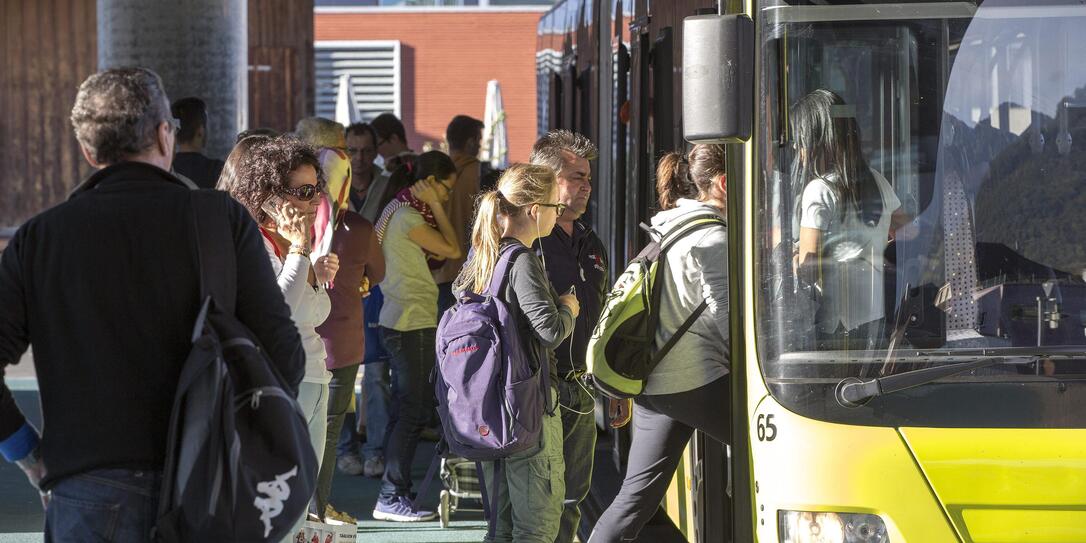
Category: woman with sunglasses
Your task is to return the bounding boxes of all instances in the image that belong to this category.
[226,136,340,539]
[453,164,579,543]
[371,150,461,521]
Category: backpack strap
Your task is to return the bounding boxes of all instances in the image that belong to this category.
[157,192,239,534]
[652,300,709,365]
[411,443,444,515]
[190,191,238,314]
[649,214,727,365]
[485,243,529,297]
[659,214,726,255]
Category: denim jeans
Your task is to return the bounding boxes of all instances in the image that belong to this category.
[45,468,161,543]
[361,359,392,460]
[317,364,361,513]
[379,327,438,502]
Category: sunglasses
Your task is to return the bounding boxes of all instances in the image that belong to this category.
[537,202,568,216]
[279,183,323,202]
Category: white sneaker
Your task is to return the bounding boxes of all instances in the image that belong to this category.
[337,453,364,476]
[363,456,386,478]
[372,496,437,522]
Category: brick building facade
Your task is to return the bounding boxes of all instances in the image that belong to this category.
[314,6,544,162]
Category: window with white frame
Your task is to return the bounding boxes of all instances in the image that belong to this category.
[314,41,402,122]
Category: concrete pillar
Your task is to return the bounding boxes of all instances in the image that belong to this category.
[97,0,247,160]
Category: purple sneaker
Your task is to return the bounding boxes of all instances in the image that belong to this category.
[372,496,438,522]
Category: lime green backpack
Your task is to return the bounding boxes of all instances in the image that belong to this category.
[587,214,726,399]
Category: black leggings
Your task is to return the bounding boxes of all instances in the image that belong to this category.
[590,376,731,543]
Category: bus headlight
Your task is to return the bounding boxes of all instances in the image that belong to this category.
[778,510,889,543]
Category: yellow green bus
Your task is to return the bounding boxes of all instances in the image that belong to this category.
[539,1,1086,541]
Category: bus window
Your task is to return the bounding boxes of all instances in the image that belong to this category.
[757,1,1086,426]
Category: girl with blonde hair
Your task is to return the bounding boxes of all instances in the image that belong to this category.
[455,163,579,543]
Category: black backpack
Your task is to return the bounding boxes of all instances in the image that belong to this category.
[154,191,318,542]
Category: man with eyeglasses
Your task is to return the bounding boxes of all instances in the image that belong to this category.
[370,113,416,176]
[345,122,390,224]
[529,130,611,543]
[0,67,305,539]
[340,121,396,482]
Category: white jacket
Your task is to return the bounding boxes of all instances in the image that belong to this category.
[644,199,730,395]
[265,238,332,384]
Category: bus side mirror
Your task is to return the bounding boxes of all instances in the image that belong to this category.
[682,14,754,143]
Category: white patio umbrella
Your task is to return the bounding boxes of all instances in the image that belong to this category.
[334,73,362,126]
[481,80,509,169]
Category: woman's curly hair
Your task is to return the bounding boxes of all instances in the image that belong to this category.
[228,135,327,224]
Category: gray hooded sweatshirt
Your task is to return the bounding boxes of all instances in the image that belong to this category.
[644,199,730,395]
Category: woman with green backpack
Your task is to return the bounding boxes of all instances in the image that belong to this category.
[590,144,731,543]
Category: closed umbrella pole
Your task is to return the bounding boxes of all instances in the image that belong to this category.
[482,80,510,170]
[335,73,362,126]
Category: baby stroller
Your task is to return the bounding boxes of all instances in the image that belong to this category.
[438,456,485,528]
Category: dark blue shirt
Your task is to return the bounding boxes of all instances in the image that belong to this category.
[536,221,609,375]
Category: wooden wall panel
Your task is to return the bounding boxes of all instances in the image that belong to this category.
[248,0,314,133]
[1,0,313,231]
[0,0,97,229]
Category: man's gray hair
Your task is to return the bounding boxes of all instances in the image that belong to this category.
[295,117,346,149]
[529,129,598,174]
[70,67,172,165]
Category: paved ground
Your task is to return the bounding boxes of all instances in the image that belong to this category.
[0,389,486,542]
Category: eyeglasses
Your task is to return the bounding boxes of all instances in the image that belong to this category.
[167,118,181,135]
[347,146,377,156]
[279,183,323,202]
[437,178,454,192]
[537,202,567,216]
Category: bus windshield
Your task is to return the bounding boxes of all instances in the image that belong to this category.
[757,0,1086,426]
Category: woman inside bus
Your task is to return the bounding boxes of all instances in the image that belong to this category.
[454,163,577,543]
[591,144,731,543]
[227,135,340,538]
[371,151,461,521]
[791,89,905,350]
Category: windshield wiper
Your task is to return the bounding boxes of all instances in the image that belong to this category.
[835,352,1057,408]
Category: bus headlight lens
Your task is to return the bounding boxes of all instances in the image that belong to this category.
[779,510,889,543]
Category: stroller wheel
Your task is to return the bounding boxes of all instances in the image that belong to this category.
[440,490,451,528]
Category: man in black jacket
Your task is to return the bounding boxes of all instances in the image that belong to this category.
[0,67,305,539]
[530,130,611,543]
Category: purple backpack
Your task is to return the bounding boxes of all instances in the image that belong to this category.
[434,244,545,461]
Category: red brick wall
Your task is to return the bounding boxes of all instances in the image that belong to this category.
[315,11,541,162]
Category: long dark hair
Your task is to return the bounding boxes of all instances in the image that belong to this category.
[379,150,457,209]
[790,89,881,225]
[655,144,727,210]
